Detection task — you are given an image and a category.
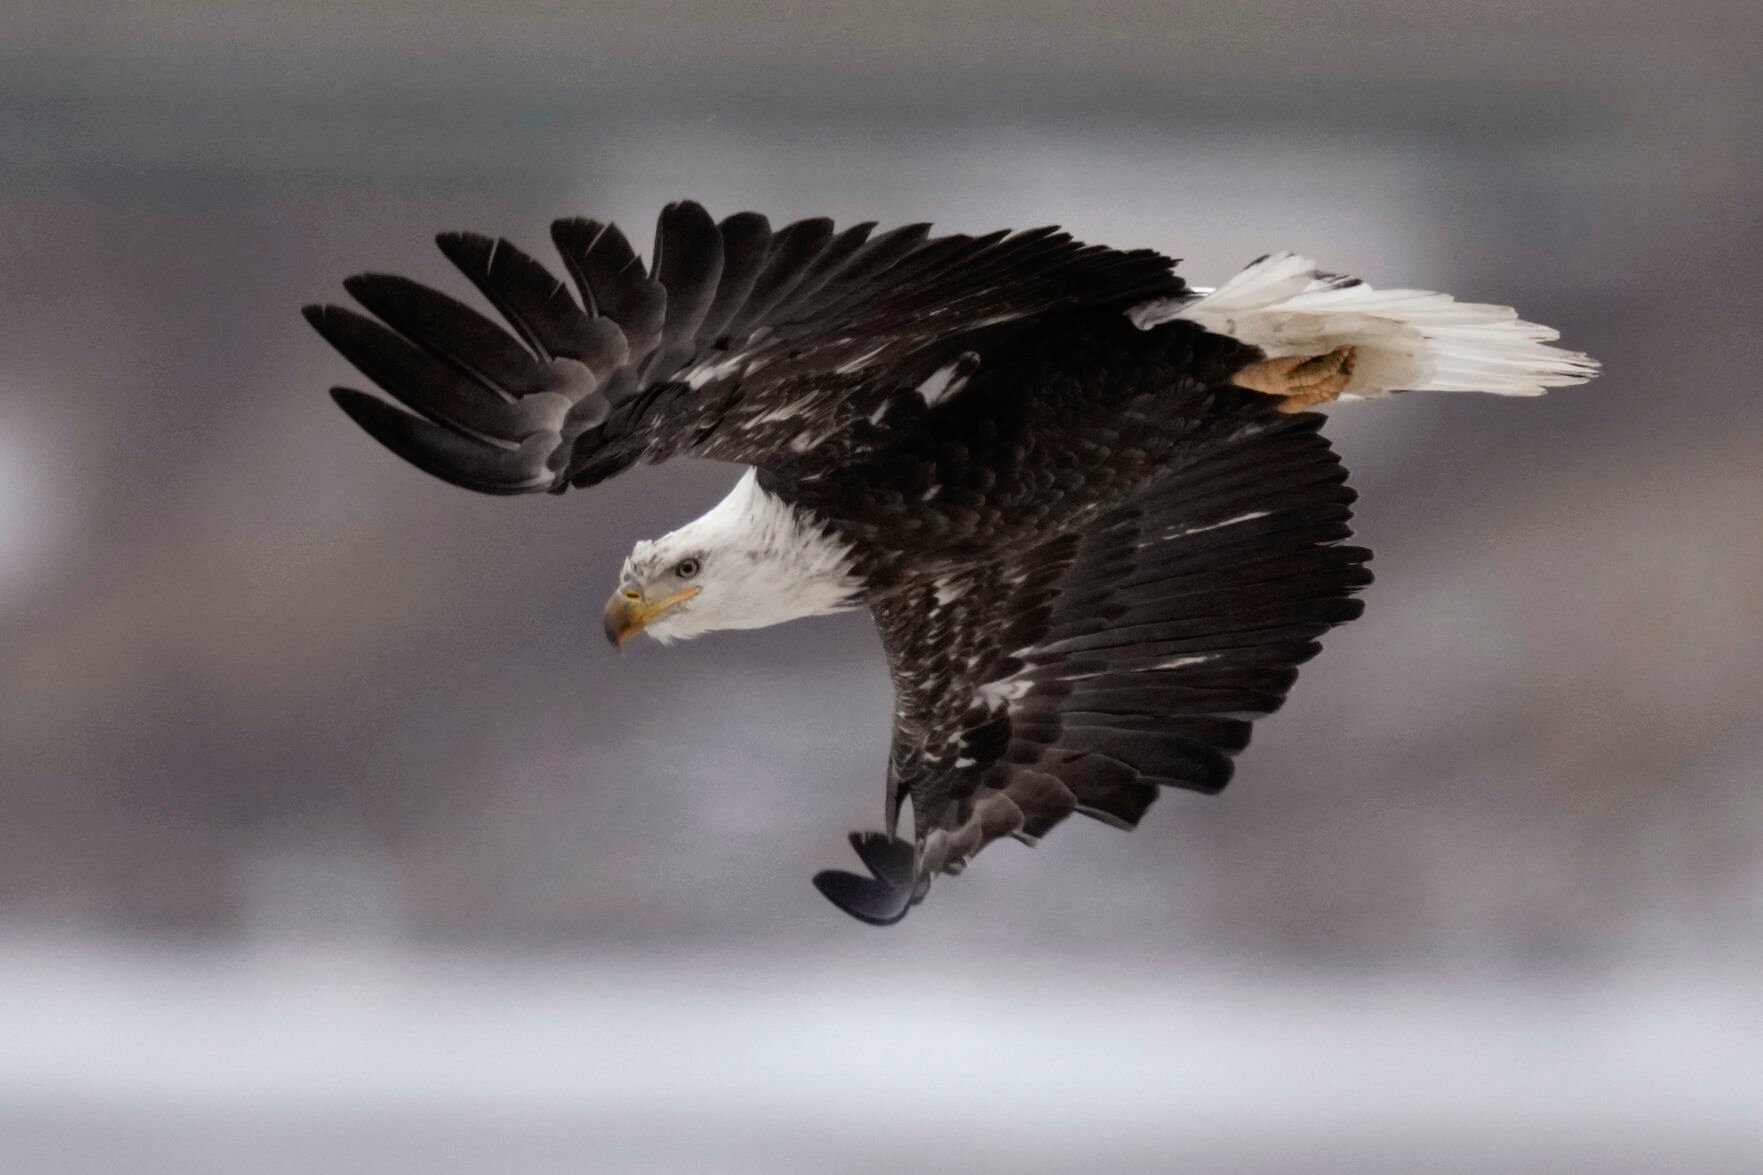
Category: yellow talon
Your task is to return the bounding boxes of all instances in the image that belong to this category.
[1232,345,1357,412]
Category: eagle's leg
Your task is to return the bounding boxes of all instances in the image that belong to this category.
[1232,345,1357,413]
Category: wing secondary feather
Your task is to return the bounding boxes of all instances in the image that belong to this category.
[819,408,1370,923]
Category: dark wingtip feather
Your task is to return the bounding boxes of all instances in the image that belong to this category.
[721,215,838,339]
[328,387,555,496]
[336,272,554,400]
[811,870,913,926]
[551,217,665,358]
[432,232,498,288]
[301,302,337,332]
[810,830,918,925]
[695,211,774,344]
[435,229,493,257]
[431,230,608,366]
[848,831,916,890]
[649,200,725,376]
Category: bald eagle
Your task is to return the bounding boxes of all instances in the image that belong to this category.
[305,203,1595,924]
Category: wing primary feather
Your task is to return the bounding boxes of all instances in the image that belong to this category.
[694,211,773,344]
[340,274,544,401]
[434,231,606,366]
[549,218,667,361]
[328,388,556,494]
[649,201,724,377]
[303,304,560,446]
[768,220,877,320]
[721,216,836,338]
[791,222,933,322]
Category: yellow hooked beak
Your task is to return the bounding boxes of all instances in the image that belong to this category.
[603,584,701,647]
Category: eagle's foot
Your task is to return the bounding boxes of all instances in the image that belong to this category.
[1232,346,1357,413]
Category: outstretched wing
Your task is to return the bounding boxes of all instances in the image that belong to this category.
[814,402,1371,925]
[305,202,1185,494]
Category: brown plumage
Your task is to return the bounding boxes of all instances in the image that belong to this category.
[305,201,1591,924]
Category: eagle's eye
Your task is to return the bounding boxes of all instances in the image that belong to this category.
[674,557,701,579]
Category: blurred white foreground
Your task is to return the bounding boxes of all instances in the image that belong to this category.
[3,936,1758,1174]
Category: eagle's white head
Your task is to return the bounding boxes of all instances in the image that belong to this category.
[603,468,863,646]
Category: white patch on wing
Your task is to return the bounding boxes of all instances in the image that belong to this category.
[834,343,888,374]
[1149,653,1216,671]
[747,393,819,426]
[978,678,1032,707]
[1130,254,1597,398]
[683,353,749,389]
[933,576,968,607]
[1157,510,1271,541]
[915,352,979,406]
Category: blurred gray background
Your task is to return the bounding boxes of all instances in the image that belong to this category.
[2,1,1760,1171]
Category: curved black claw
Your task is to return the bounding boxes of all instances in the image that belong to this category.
[811,831,918,926]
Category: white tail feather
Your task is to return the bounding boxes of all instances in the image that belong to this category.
[1132,254,1598,399]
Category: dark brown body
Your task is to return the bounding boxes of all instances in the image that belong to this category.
[774,311,1262,591]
